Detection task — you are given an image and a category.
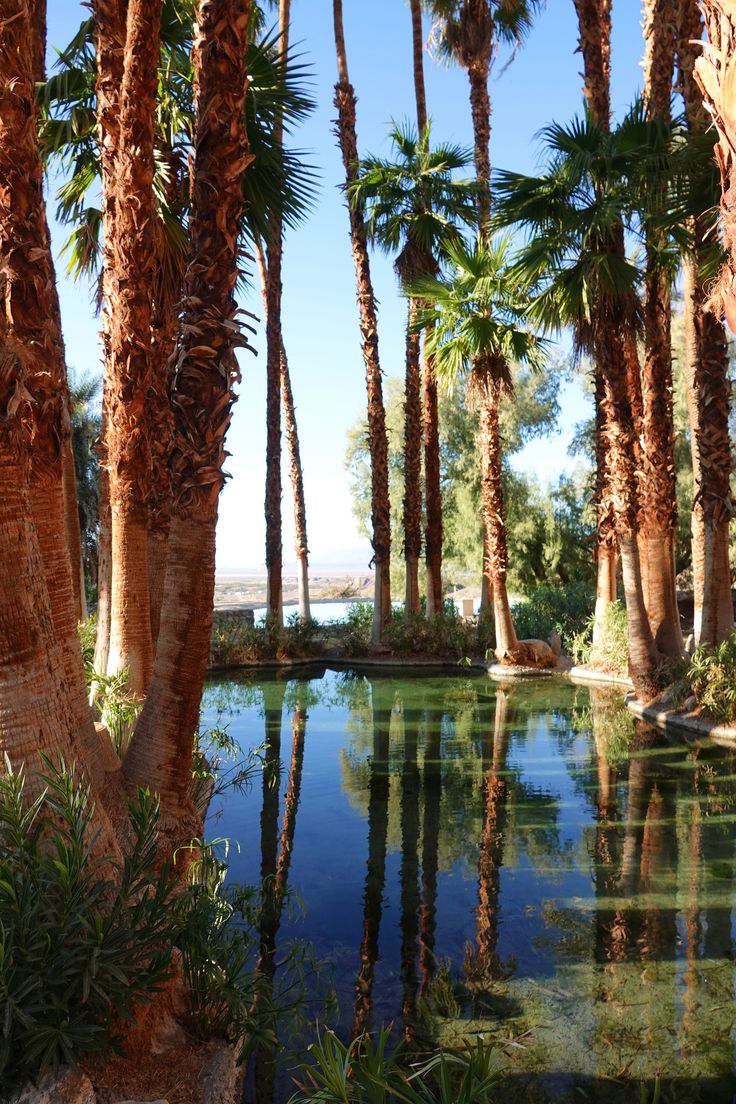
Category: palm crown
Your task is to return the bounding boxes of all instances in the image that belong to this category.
[410,235,548,394]
[349,122,477,283]
[426,0,544,68]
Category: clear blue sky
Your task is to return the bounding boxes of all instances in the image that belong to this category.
[47,0,645,571]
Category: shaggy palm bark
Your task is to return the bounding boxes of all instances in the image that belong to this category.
[678,0,735,645]
[255,238,311,621]
[573,0,622,639]
[92,0,126,679]
[410,0,443,614]
[124,0,252,815]
[333,0,392,643]
[263,0,292,625]
[403,302,423,616]
[147,302,178,647]
[476,382,519,658]
[639,0,682,659]
[103,0,161,692]
[0,0,96,746]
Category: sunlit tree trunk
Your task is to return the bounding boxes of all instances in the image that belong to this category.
[147,302,178,649]
[639,0,682,660]
[102,0,161,692]
[476,383,518,658]
[409,0,443,615]
[0,0,95,744]
[680,0,735,645]
[333,0,392,643]
[403,302,423,617]
[255,238,311,622]
[124,0,253,817]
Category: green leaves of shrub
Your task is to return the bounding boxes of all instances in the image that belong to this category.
[686,634,736,722]
[0,758,176,1095]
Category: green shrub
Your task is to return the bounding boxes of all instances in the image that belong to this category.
[0,759,176,1094]
[209,612,321,667]
[588,600,629,676]
[291,1028,499,1104]
[384,606,494,660]
[77,615,96,682]
[685,633,736,722]
[511,580,594,655]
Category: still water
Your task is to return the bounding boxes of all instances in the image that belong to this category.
[201,668,736,1102]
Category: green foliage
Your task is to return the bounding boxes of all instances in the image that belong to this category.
[685,634,736,723]
[585,601,630,676]
[209,612,320,666]
[340,601,375,656]
[69,372,101,588]
[291,1028,499,1104]
[0,760,176,1094]
[90,669,143,758]
[77,614,96,682]
[383,606,495,660]
[511,580,594,655]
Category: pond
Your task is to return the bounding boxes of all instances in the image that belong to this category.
[201,668,736,1103]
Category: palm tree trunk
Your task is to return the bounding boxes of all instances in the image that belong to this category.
[477,385,518,658]
[147,304,179,649]
[255,238,311,622]
[92,0,126,676]
[572,0,612,123]
[333,0,392,643]
[281,347,311,621]
[124,0,252,816]
[679,0,735,645]
[103,0,161,692]
[409,1,442,614]
[639,0,682,660]
[403,305,423,617]
[0,0,94,742]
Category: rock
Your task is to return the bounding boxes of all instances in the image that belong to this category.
[198,1043,243,1104]
[15,1070,96,1104]
[114,1100,169,1103]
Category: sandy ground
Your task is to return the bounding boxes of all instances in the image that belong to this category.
[214,570,482,611]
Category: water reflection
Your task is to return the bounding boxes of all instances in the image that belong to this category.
[201,671,736,1102]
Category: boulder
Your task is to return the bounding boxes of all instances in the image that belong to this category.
[15,1071,96,1104]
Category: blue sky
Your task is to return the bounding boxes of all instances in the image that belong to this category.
[46,0,645,570]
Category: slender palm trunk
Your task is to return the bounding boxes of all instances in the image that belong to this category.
[477,385,518,658]
[639,0,682,659]
[92,0,125,676]
[409,0,442,614]
[255,239,311,621]
[263,0,292,626]
[333,0,392,643]
[404,302,423,617]
[124,0,252,816]
[679,0,735,645]
[147,303,179,648]
[102,0,161,692]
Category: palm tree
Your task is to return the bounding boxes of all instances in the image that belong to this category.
[493,112,667,695]
[69,372,103,603]
[410,236,547,658]
[41,6,317,644]
[426,0,542,609]
[123,0,253,815]
[332,0,393,644]
[351,123,476,617]
[408,0,444,615]
[679,0,735,646]
[638,0,682,660]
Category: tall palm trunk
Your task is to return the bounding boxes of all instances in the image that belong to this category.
[147,299,179,648]
[573,0,621,639]
[680,0,735,645]
[255,239,311,621]
[403,301,423,616]
[102,0,161,692]
[124,0,252,815]
[410,0,443,615]
[639,0,682,659]
[477,383,518,659]
[333,0,392,643]
[0,0,96,744]
[93,0,126,676]
[263,0,291,625]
